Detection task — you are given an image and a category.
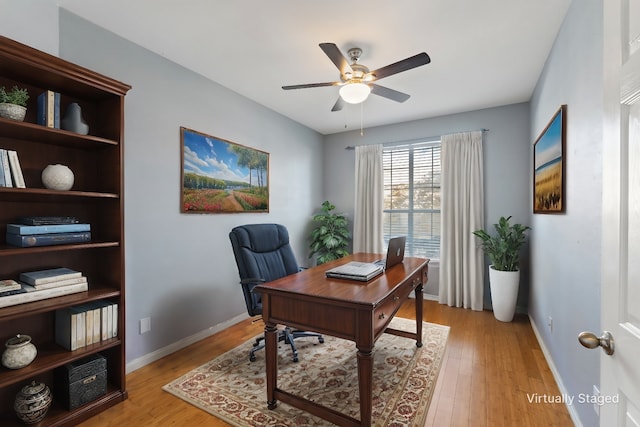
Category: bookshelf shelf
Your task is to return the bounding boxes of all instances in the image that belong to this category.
[0,286,121,322]
[0,337,121,389]
[0,118,119,148]
[0,36,130,425]
[0,187,119,201]
[0,241,120,256]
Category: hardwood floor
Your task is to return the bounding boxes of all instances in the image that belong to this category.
[78,300,573,426]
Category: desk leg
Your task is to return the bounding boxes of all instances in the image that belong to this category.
[265,322,278,409]
[415,283,424,347]
[357,348,373,426]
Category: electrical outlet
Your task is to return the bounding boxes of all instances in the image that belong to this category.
[547,316,553,332]
[140,317,151,334]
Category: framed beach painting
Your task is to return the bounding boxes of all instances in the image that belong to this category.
[180,127,269,213]
[533,105,566,213]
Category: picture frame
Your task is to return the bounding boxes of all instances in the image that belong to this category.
[180,127,269,213]
[533,105,566,214]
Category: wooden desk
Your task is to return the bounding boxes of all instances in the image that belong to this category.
[254,253,429,426]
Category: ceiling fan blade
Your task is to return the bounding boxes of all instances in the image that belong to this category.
[369,52,431,81]
[331,97,344,112]
[369,84,411,103]
[319,42,353,75]
[282,82,341,90]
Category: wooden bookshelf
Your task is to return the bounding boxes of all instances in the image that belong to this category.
[0,36,130,426]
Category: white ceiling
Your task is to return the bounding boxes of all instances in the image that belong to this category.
[57,0,571,135]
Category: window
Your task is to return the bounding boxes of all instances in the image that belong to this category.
[383,140,441,259]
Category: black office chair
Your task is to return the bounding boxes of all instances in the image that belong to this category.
[229,223,324,362]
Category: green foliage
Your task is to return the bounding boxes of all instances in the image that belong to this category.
[472,216,531,271]
[309,201,350,265]
[0,86,29,107]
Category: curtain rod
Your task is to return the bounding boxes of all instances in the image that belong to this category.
[344,128,489,150]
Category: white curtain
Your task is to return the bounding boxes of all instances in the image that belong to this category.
[438,131,484,310]
[353,144,384,254]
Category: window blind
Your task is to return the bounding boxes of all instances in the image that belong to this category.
[383,141,441,259]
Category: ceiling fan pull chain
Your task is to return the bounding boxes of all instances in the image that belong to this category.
[360,102,364,136]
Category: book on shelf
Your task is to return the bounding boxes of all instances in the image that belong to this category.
[7,223,91,235]
[0,281,88,309]
[55,301,118,351]
[16,216,80,226]
[0,285,28,297]
[0,150,5,187]
[55,305,85,351]
[31,276,88,291]
[0,279,22,293]
[0,149,12,187]
[20,267,82,286]
[6,150,25,188]
[6,231,91,247]
[36,90,61,128]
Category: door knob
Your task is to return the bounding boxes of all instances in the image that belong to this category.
[578,331,615,355]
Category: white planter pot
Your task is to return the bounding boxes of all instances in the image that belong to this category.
[488,265,520,322]
[0,103,26,121]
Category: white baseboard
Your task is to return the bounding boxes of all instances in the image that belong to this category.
[422,292,438,301]
[528,315,583,427]
[125,312,249,374]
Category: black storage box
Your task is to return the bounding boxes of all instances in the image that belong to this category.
[54,353,107,410]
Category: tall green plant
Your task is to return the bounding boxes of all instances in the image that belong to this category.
[472,216,531,271]
[309,201,350,265]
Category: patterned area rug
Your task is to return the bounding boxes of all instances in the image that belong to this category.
[163,317,449,426]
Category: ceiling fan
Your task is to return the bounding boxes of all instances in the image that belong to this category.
[282,43,431,112]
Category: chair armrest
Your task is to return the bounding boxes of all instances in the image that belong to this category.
[241,278,266,286]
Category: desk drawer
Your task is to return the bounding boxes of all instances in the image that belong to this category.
[373,272,421,332]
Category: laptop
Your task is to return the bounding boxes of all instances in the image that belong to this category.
[325,236,407,281]
[374,236,407,270]
[325,261,384,282]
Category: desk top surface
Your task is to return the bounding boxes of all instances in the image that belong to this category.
[254,253,429,306]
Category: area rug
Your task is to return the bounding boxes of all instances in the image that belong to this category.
[163,317,449,426]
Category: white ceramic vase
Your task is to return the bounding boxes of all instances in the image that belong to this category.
[41,164,74,191]
[488,265,520,322]
[2,334,37,369]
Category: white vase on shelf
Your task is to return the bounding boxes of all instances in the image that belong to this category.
[41,164,74,191]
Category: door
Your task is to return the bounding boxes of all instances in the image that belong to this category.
[600,0,640,424]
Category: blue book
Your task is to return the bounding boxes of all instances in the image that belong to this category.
[36,90,61,128]
[6,231,91,248]
[7,223,90,235]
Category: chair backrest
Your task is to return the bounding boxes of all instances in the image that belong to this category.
[229,223,299,316]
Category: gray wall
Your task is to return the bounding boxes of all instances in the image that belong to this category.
[323,103,532,309]
[529,1,603,426]
[57,11,324,366]
[2,7,324,367]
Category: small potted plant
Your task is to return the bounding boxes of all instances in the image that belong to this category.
[309,201,350,265]
[473,216,531,322]
[0,85,29,121]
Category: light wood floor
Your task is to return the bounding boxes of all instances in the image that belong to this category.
[79,300,573,426]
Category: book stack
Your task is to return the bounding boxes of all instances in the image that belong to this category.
[6,217,91,247]
[0,148,25,188]
[55,301,118,351]
[0,267,89,308]
[37,90,61,128]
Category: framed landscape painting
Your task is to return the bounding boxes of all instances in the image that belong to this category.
[180,127,269,213]
[533,105,566,213]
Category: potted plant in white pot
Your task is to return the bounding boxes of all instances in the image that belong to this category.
[473,216,531,322]
[0,85,29,121]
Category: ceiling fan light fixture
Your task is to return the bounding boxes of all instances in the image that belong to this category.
[339,82,371,104]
